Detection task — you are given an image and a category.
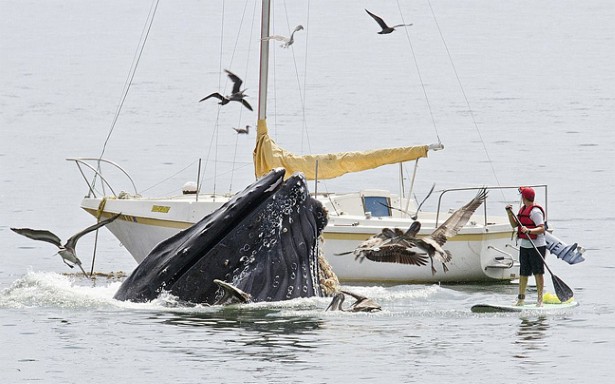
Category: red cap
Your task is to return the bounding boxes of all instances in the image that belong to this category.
[519,186,535,202]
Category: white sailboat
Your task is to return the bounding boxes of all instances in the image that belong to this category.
[69,0,527,283]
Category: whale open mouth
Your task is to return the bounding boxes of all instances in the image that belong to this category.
[114,168,328,305]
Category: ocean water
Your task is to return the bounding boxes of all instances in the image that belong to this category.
[1,0,614,383]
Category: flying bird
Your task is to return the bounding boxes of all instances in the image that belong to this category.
[262,25,304,48]
[200,69,253,111]
[11,213,121,277]
[414,188,488,275]
[365,9,413,34]
[326,290,381,312]
[335,222,429,267]
[233,125,250,134]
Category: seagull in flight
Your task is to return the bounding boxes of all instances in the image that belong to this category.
[365,9,413,34]
[233,125,250,134]
[262,25,304,48]
[413,188,487,275]
[11,213,121,277]
[200,69,253,111]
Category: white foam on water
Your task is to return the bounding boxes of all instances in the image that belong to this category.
[0,269,123,309]
[0,270,452,318]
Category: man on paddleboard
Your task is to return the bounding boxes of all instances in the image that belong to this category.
[505,186,547,307]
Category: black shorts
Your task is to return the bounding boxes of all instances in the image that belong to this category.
[519,246,546,276]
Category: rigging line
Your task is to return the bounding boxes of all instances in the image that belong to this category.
[99,0,159,159]
[283,0,312,154]
[230,132,241,193]
[200,0,250,195]
[395,0,441,144]
[197,2,226,197]
[140,159,200,194]
[426,0,503,192]
[229,0,258,193]
[301,0,330,195]
[93,0,160,192]
[160,162,253,197]
[209,1,227,197]
[157,164,249,197]
[271,2,278,137]
[302,0,311,154]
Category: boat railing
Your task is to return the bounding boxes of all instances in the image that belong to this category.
[435,185,548,227]
[66,157,138,198]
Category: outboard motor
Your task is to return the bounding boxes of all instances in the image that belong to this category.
[545,232,585,264]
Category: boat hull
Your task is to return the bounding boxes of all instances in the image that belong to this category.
[83,195,520,283]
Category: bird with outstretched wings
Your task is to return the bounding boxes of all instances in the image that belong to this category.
[414,188,488,274]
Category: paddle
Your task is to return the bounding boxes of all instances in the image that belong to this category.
[507,207,574,302]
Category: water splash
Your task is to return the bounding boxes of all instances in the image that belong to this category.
[0,270,121,309]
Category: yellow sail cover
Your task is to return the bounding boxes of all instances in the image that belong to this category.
[253,119,429,180]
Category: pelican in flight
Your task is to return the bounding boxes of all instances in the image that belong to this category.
[200,69,253,111]
[326,290,381,312]
[262,25,304,48]
[336,188,487,275]
[11,213,121,277]
[414,188,488,274]
[365,9,413,34]
[232,125,250,134]
[335,221,428,267]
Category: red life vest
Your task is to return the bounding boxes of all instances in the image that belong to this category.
[517,204,546,239]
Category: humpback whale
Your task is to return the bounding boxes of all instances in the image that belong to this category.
[114,168,331,305]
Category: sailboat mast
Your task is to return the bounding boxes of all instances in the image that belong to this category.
[257,0,271,121]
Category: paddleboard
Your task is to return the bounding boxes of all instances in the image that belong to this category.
[471,300,579,313]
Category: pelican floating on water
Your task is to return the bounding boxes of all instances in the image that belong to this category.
[326,290,381,312]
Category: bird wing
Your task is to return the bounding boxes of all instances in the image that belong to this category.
[339,289,367,301]
[199,92,223,102]
[339,289,381,312]
[391,23,413,28]
[335,231,388,256]
[379,228,398,239]
[240,99,253,111]
[325,292,346,311]
[365,9,390,30]
[263,35,290,43]
[341,228,405,257]
[65,213,121,250]
[417,237,452,263]
[10,228,62,248]
[404,221,421,237]
[224,69,243,94]
[430,188,487,245]
[363,243,429,266]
